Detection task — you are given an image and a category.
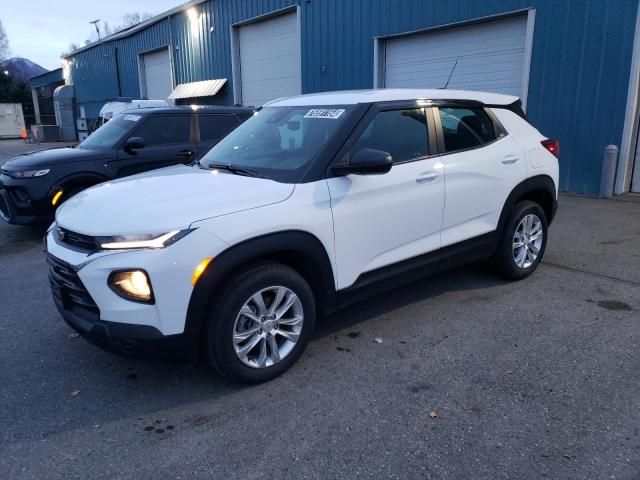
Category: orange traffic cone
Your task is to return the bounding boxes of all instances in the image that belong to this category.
[20,127,27,140]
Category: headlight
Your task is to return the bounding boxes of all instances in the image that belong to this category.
[108,270,154,303]
[96,229,193,250]
[11,168,50,178]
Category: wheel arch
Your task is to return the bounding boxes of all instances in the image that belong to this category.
[498,175,557,235]
[184,230,337,335]
[51,172,110,198]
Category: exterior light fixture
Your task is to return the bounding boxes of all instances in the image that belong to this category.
[187,8,199,25]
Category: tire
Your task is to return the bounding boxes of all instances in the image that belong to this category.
[492,200,548,280]
[204,262,316,384]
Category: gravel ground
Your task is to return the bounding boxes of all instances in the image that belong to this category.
[0,179,639,478]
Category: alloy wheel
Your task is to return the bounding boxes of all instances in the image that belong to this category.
[232,286,304,368]
[512,213,544,269]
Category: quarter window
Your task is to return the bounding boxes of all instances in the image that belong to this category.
[352,109,428,162]
[438,108,497,152]
[133,115,191,146]
[198,115,240,142]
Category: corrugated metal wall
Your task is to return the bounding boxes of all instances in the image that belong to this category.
[66,0,639,194]
[171,0,297,105]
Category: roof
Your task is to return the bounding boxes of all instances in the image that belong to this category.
[168,79,227,100]
[62,0,208,58]
[266,89,520,107]
[120,106,254,115]
[29,68,64,88]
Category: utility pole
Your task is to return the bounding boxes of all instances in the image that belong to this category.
[90,19,101,40]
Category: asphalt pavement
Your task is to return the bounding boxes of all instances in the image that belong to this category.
[1,146,639,478]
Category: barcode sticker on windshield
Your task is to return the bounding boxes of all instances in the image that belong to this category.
[304,109,345,120]
[124,114,141,122]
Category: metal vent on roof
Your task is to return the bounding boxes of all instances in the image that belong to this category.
[168,79,227,100]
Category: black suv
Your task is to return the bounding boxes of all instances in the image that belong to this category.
[0,106,253,225]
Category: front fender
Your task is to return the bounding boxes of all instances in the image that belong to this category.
[184,230,337,334]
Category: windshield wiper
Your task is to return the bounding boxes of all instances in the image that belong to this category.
[206,163,261,177]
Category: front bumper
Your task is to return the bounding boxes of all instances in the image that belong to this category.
[0,175,54,224]
[51,287,200,360]
[46,225,229,360]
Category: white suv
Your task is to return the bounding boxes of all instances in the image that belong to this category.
[46,89,559,383]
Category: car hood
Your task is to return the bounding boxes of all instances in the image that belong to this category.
[2,146,110,169]
[55,165,295,236]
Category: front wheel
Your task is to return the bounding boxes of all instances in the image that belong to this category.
[204,262,316,383]
[492,200,548,280]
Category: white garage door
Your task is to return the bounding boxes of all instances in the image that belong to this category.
[238,12,301,106]
[142,48,172,100]
[384,16,528,98]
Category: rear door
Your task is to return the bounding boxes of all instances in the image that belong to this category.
[434,106,526,246]
[195,114,244,159]
[114,114,195,177]
[327,104,444,289]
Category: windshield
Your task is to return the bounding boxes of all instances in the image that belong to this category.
[199,105,354,182]
[79,113,141,149]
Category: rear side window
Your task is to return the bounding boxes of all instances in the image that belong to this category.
[352,109,428,162]
[438,108,496,152]
[198,115,240,142]
[134,115,191,146]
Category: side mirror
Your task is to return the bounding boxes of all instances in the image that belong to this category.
[124,137,145,151]
[332,148,393,176]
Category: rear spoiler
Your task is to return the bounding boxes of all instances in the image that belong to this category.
[486,99,528,120]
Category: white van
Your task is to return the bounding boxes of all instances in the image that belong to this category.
[97,99,169,128]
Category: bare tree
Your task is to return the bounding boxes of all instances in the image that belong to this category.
[101,21,112,38]
[111,12,154,33]
[61,42,81,56]
[63,11,157,54]
[0,20,10,61]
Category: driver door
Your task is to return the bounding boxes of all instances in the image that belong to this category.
[326,105,445,289]
[113,114,196,178]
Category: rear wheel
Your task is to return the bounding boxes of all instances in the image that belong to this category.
[493,201,548,280]
[204,262,315,383]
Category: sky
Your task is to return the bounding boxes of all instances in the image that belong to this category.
[0,0,183,70]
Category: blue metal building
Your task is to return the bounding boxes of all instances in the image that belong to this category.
[28,68,64,126]
[63,0,640,195]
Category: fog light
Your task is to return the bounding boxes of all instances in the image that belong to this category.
[108,270,154,303]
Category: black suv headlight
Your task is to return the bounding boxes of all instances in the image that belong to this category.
[10,168,50,178]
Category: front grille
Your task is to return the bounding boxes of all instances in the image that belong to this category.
[58,227,97,251]
[47,254,99,314]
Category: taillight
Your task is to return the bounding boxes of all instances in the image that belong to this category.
[541,139,559,158]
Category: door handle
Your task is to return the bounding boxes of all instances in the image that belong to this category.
[177,150,194,158]
[502,155,520,165]
[416,172,439,184]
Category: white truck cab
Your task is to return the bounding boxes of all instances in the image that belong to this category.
[46,89,559,383]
